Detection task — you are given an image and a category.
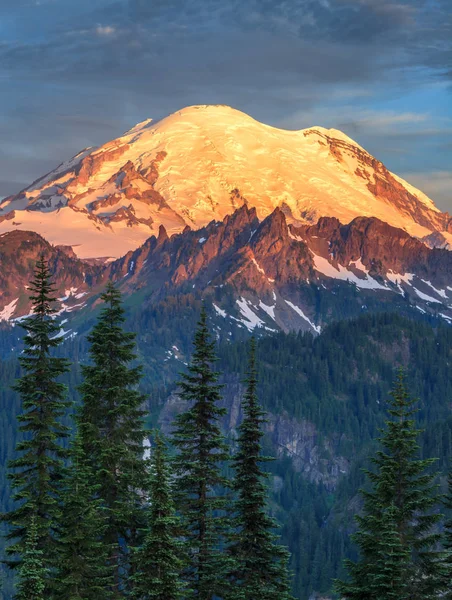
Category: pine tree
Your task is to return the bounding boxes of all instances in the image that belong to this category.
[444,471,452,599]
[78,281,147,596]
[54,432,113,600]
[132,431,185,600]
[335,369,443,600]
[228,338,293,600]
[15,516,47,600]
[172,307,231,600]
[1,256,70,578]
[368,503,411,600]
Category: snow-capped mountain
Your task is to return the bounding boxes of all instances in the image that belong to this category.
[1,105,451,259]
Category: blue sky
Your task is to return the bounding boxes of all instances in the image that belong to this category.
[0,0,451,209]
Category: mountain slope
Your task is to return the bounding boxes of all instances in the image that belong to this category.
[1,105,450,258]
[0,230,100,323]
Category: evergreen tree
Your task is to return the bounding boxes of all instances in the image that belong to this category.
[132,431,185,600]
[335,369,443,600]
[1,256,70,576]
[15,516,47,600]
[228,338,293,600]
[444,471,452,599]
[78,281,147,597]
[368,503,411,600]
[54,432,113,600]
[172,307,231,600]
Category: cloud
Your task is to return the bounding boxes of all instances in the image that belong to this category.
[95,25,116,36]
[400,171,452,213]
[280,106,437,136]
[341,111,429,129]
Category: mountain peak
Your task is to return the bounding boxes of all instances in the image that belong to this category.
[0,104,450,258]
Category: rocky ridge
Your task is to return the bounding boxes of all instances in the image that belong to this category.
[2,206,452,332]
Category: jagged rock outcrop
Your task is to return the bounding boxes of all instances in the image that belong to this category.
[3,205,452,328]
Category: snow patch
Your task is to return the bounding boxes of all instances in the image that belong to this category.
[412,288,443,304]
[386,270,414,285]
[284,300,321,333]
[420,279,448,299]
[0,298,18,321]
[50,328,73,339]
[213,304,227,318]
[236,298,265,331]
[251,258,265,275]
[312,253,388,291]
[59,287,79,302]
[259,300,276,321]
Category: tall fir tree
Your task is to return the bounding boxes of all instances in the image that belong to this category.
[132,431,185,600]
[335,369,443,600]
[228,338,293,600]
[366,503,411,600]
[172,306,231,600]
[78,281,147,597]
[444,471,452,599]
[54,432,113,600]
[14,516,47,600]
[1,256,70,579]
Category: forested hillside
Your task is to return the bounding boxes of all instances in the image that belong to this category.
[1,310,451,599]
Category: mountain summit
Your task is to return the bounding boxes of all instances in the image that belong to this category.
[1,104,450,258]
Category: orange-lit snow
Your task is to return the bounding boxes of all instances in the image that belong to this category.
[0,105,448,258]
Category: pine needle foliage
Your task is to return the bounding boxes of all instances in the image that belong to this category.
[228,338,294,600]
[2,256,70,581]
[78,281,147,596]
[443,471,452,599]
[335,369,443,600]
[132,431,186,600]
[14,516,47,600]
[54,432,113,600]
[172,307,231,600]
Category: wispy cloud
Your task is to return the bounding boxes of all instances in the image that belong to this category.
[400,171,452,212]
[342,111,429,129]
[95,25,116,37]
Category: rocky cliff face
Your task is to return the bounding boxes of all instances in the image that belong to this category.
[1,105,450,258]
[158,375,349,491]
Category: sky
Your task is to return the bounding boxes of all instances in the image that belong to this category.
[0,0,451,209]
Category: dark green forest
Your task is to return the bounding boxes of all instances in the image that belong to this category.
[1,302,452,599]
